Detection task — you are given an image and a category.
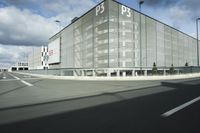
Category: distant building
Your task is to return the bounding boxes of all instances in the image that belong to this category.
[28,46,49,70]
[9,62,28,71]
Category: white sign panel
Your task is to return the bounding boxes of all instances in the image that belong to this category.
[48,38,60,64]
[121,5,131,17]
[96,2,104,16]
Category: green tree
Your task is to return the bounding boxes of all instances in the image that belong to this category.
[185,62,189,67]
[169,64,175,74]
[152,62,157,75]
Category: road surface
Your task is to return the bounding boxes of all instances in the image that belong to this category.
[0,71,199,133]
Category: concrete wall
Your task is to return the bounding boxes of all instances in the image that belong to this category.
[48,0,199,69]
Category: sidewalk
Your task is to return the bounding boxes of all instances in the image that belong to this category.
[14,71,200,81]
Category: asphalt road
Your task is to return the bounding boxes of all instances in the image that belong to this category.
[0,71,14,80]
[0,71,164,109]
[0,72,199,133]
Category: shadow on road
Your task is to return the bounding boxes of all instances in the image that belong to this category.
[0,79,199,133]
[0,79,43,96]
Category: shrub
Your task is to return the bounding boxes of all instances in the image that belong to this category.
[169,64,175,74]
[185,62,189,67]
[152,62,157,75]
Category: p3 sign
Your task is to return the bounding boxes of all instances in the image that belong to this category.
[121,5,131,17]
[96,2,105,16]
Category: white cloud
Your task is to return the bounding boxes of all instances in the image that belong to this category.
[0,44,33,68]
[169,6,191,21]
[0,0,100,68]
[143,4,196,37]
[0,6,58,46]
[0,0,99,46]
[44,0,98,26]
[44,0,96,14]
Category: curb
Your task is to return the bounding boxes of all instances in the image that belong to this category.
[12,71,200,81]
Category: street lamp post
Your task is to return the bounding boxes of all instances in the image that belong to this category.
[55,20,61,31]
[54,20,62,64]
[196,18,200,66]
[139,0,144,75]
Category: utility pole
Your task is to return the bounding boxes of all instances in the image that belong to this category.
[139,0,144,75]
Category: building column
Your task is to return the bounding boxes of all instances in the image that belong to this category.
[80,70,83,76]
[84,70,86,76]
[144,70,147,76]
[93,70,96,77]
[117,70,120,77]
[132,70,135,76]
[163,70,166,75]
[135,71,138,76]
[107,69,111,77]
[122,71,126,77]
[73,70,77,76]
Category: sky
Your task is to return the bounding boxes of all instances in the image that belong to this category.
[0,0,200,69]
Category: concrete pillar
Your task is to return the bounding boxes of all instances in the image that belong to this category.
[122,71,126,77]
[92,70,96,77]
[73,70,77,76]
[163,70,166,75]
[61,71,64,76]
[144,70,147,76]
[107,69,111,77]
[80,70,83,76]
[84,70,86,76]
[132,70,135,76]
[117,70,120,77]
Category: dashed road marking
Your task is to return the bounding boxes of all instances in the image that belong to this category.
[2,73,6,79]
[20,80,33,86]
[161,96,200,117]
[8,73,33,87]
[0,79,19,81]
[23,75,31,78]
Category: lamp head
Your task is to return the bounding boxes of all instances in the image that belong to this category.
[55,20,60,23]
[139,0,144,5]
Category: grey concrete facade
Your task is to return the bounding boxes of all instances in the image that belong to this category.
[48,0,200,76]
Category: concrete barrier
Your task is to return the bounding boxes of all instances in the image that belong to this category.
[13,71,200,81]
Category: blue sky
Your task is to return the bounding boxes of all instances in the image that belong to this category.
[0,0,199,68]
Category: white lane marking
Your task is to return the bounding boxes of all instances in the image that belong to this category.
[161,96,200,117]
[20,80,33,86]
[0,78,41,82]
[0,79,19,82]
[2,73,6,79]
[8,73,20,80]
[23,75,31,78]
[8,73,33,87]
